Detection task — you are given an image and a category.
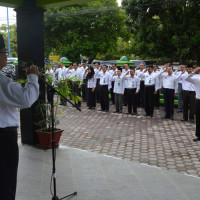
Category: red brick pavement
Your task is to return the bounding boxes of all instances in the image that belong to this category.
[57,102,200,177]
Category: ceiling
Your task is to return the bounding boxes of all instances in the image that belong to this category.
[0,0,96,8]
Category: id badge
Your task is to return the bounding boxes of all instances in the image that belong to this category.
[118,80,120,86]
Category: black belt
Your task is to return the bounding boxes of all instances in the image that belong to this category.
[128,88,136,90]
[184,90,195,93]
[0,127,18,132]
[145,85,154,87]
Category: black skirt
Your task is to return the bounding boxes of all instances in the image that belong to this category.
[87,88,96,107]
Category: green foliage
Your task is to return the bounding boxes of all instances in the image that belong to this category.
[0,24,17,57]
[123,0,200,63]
[44,0,128,62]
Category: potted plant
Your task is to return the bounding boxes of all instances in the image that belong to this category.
[35,63,82,148]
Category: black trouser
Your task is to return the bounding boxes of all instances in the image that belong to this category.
[82,79,88,101]
[96,79,100,103]
[163,88,175,118]
[0,127,18,200]
[72,82,81,107]
[196,99,200,138]
[127,88,138,113]
[87,88,96,108]
[110,81,115,104]
[144,85,155,116]
[138,81,144,107]
[183,90,195,120]
[154,89,160,107]
[100,85,109,110]
[123,88,128,106]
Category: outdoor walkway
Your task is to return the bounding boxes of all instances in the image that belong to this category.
[16,142,200,200]
[57,102,200,177]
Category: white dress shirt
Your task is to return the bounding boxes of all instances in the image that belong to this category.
[123,75,140,92]
[111,75,124,94]
[84,72,97,88]
[55,67,67,82]
[122,69,130,88]
[45,69,55,84]
[97,71,112,89]
[180,72,195,91]
[0,72,39,128]
[65,68,75,78]
[159,71,181,93]
[94,68,101,79]
[135,69,145,81]
[174,70,184,84]
[71,68,83,82]
[185,73,200,99]
[139,71,160,91]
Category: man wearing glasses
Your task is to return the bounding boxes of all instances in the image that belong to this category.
[0,34,39,200]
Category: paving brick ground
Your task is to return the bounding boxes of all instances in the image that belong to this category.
[56,100,200,177]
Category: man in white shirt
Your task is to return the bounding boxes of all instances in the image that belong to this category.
[139,65,160,117]
[109,63,118,105]
[71,62,82,108]
[94,62,101,103]
[0,34,39,200]
[80,61,88,102]
[96,65,112,112]
[111,69,124,113]
[180,64,196,123]
[122,63,130,106]
[159,64,181,120]
[123,69,140,115]
[174,65,186,112]
[185,67,200,141]
[135,63,145,108]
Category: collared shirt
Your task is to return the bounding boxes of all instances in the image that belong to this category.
[94,68,101,79]
[174,70,184,84]
[122,69,130,88]
[65,68,75,78]
[79,66,88,80]
[185,73,200,99]
[45,69,55,84]
[112,75,125,94]
[180,72,195,91]
[98,71,112,89]
[0,72,39,128]
[123,75,140,92]
[84,72,97,88]
[159,70,181,93]
[71,68,83,83]
[55,67,67,81]
[139,71,160,91]
[135,69,145,81]
[109,69,118,77]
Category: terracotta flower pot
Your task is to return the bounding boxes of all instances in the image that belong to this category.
[36,128,64,148]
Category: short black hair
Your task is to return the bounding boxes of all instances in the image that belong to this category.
[95,62,100,65]
[187,64,194,68]
[147,64,153,69]
[125,63,129,66]
[102,65,108,68]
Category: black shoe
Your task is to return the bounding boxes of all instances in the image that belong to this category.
[99,109,105,112]
[170,117,174,120]
[105,110,109,112]
[132,112,137,115]
[190,119,194,123]
[123,104,127,106]
[113,111,119,113]
[144,113,149,116]
[119,111,122,113]
[181,118,188,121]
[88,107,91,109]
[125,112,131,114]
[193,137,200,142]
[177,109,182,113]
[91,107,96,110]
[150,115,153,117]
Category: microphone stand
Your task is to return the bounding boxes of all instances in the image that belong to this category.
[39,76,80,200]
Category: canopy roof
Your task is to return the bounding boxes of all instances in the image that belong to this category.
[0,0,95,8]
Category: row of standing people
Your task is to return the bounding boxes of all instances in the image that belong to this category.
[46,61,200,142]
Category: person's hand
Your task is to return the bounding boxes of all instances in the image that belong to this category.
[144,68,148,73]
[122,93,124,96]
[136,65,140,70]
[135,92,139,94]
[92,88,95,92]
[177,65,182,71]
[78,85,81,89]
[154,91,157,95]
[182,69,186,74]
[27,66,39,77]
[126,71,130,75]
[174,93,177,98]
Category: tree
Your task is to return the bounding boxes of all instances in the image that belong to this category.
[0,24,17,57]
[123,0,200,63]
[44,0,128,63]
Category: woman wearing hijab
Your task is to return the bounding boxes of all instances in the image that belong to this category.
[84,66,97,109]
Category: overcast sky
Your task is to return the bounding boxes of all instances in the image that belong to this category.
[0,0,122,26]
